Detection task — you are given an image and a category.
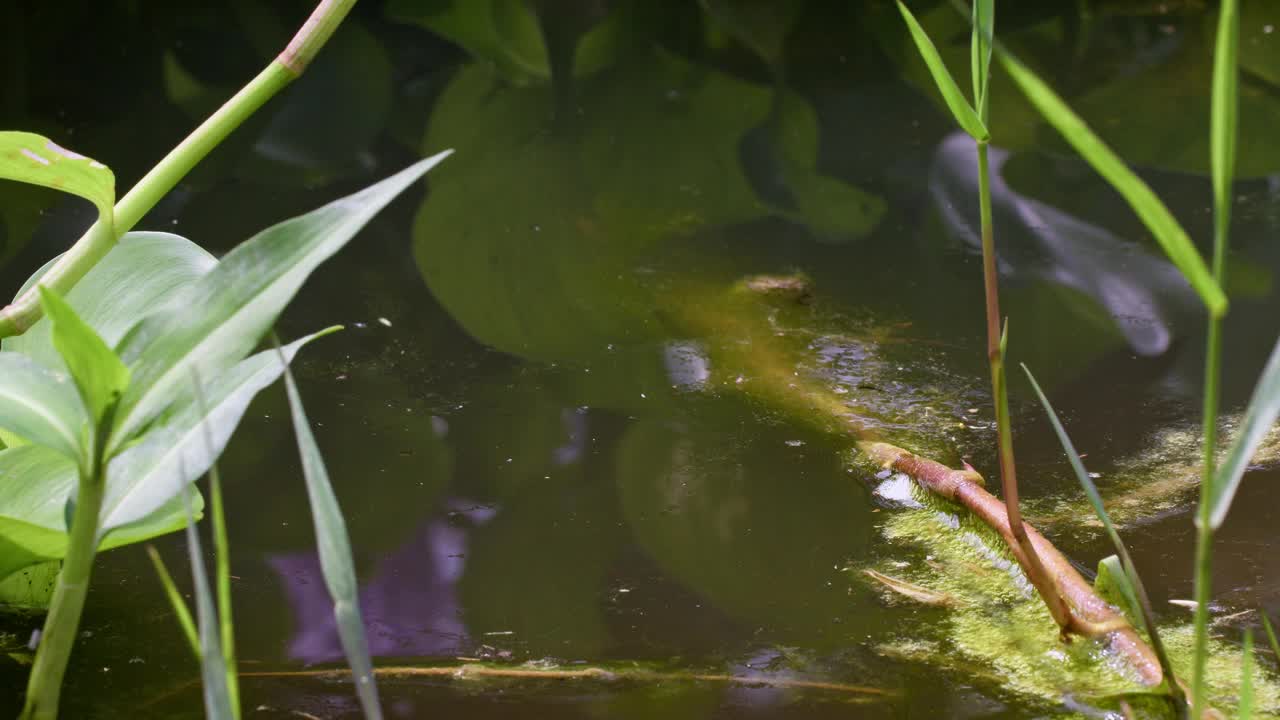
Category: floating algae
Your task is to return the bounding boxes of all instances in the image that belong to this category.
[1031,418,1280,536]
[863,472,1280,716]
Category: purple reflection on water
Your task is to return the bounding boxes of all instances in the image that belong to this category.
[267,511,476,663]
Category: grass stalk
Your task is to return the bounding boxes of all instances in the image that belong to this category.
[146,546,200,657]
[0,0,358,338]
[977,141,1072,632]
[209,465,239,715]
[1192,0,1238,713]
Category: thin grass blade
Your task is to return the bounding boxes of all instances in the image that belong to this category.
[1207,336,1280,529]
[1021,363,1182,699]
[970,0,993,122]
[278,346,383,720]
[190,372,240,715]
[994,46,1226,316]
[181,487,236,720]
[1264,615,1280,661]
[895,1,988,141]
[145,545,199,658]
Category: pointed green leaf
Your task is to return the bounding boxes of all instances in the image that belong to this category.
[1208,337,1280,529]
[38,287,129,426]
[0,353,84,460]
[109,152,451,451]
[896,1,987,141]
[995,46,1227,316]
[0,132,113,233]
[1211,0,1239,248]
[281,352,383,720]
[100,329,337,531]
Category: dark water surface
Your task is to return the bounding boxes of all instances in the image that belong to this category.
[4,1,1280,717]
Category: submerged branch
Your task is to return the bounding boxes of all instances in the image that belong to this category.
[139,663,892,710]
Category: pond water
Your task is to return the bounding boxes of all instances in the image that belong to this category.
[4,2,1280,717]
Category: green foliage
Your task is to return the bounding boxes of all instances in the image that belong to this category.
[0,132,113,235]
[108,152,450,452]
[281,352,383,720]
[37,288,129,430]
[893,1,987,141]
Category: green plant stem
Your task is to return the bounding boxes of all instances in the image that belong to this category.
[977,140,1073,634]
[0,0,358,339]
[1191,227,1228,720]
[20,412,112,720]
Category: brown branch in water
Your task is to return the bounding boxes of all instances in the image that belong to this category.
[858,441,1163,686]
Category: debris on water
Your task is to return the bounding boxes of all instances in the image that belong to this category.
[378,317,392,327]
[862,568,956,607]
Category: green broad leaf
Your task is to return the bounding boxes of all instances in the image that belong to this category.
[0,353,85,461]
[37,287,129,426]
[281,352,383,720]
[180,488,236,720]
[994,45,1227,317]
[895,1,987,141]
[1207,337,1280,529]
[109,153,450,452]
[4,232,218,372]
[1211,0,1239,253]
[0,132,114,235]
[100,329,337,532]
[970,0,993,122]
[0,444,199,585]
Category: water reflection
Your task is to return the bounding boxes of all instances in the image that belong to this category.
[930,131,1199,358]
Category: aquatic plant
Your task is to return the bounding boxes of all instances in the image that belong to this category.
[990,0,1280,713]
[0,1,450,716]
[896,0,1078,645]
